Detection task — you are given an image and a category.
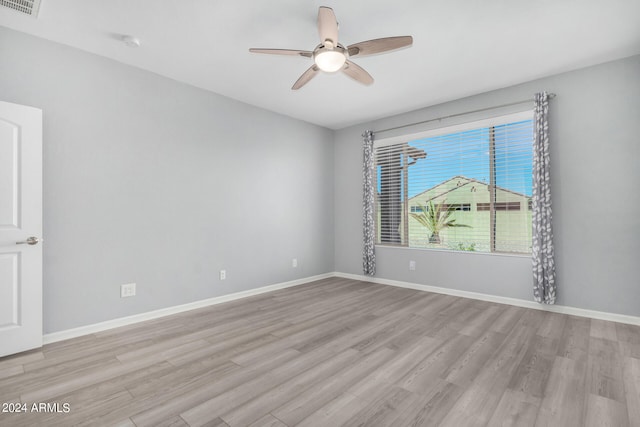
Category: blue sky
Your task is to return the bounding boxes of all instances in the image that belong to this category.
[402,120,533,198]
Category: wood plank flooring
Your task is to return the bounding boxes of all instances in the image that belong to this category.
[0,277,639,426]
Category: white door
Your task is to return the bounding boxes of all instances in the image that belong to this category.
[0,101,42,357]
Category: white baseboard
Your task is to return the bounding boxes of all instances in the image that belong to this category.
[334,272,640,326]
[43,270,639,345]
[43,272,334,345]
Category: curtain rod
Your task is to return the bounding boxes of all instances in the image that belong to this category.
[373,93,556,135]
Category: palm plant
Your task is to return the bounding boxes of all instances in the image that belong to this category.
[409,200,471,244]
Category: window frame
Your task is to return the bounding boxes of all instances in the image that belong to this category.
[373,110,534,256]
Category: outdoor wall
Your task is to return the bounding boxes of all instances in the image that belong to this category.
[334,54,640,317]
[0,27,335,333]
[406,178,532,253]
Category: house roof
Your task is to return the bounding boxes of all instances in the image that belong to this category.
[408,175,531,203]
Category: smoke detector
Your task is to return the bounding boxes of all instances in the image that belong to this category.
[121,35,141,48]
[0,0,42,17]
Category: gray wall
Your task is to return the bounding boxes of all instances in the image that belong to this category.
[1,26,638,334]
[0,27,335,333]
[334,55,640,317]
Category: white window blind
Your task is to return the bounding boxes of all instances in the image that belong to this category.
[374,111,534,254]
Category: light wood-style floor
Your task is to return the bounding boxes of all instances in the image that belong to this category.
[1,277,639,427]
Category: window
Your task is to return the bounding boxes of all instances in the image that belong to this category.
[374,112,533,254]
[477,202,521,211]
[440,203,471,211]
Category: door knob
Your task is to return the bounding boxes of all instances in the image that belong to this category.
[16,236,41,245]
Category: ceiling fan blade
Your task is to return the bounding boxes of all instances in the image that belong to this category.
[249,48,313,58]
[342,60,374,85]
[292,65,320,90]
[317,6,338,44]
[347,36,413,57]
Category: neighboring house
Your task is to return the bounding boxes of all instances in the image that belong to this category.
[407,176,532,253]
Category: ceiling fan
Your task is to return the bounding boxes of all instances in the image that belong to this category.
[249,6,413,90]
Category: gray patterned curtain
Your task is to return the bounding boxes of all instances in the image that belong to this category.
[362,130,376,276]
[532,92,556,304]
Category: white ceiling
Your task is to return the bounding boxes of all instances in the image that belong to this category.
[1,0,639,129]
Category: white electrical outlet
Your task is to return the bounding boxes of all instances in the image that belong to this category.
[120,283,136,298]
[292,258,298,268]
[409,260,416,271]
[220,270,226,280]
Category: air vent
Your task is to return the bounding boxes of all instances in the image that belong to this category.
[0,0,41,17]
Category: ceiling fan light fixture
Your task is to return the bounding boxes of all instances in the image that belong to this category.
[314,50,346,72]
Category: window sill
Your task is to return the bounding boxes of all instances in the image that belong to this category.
[374,244,531,259]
